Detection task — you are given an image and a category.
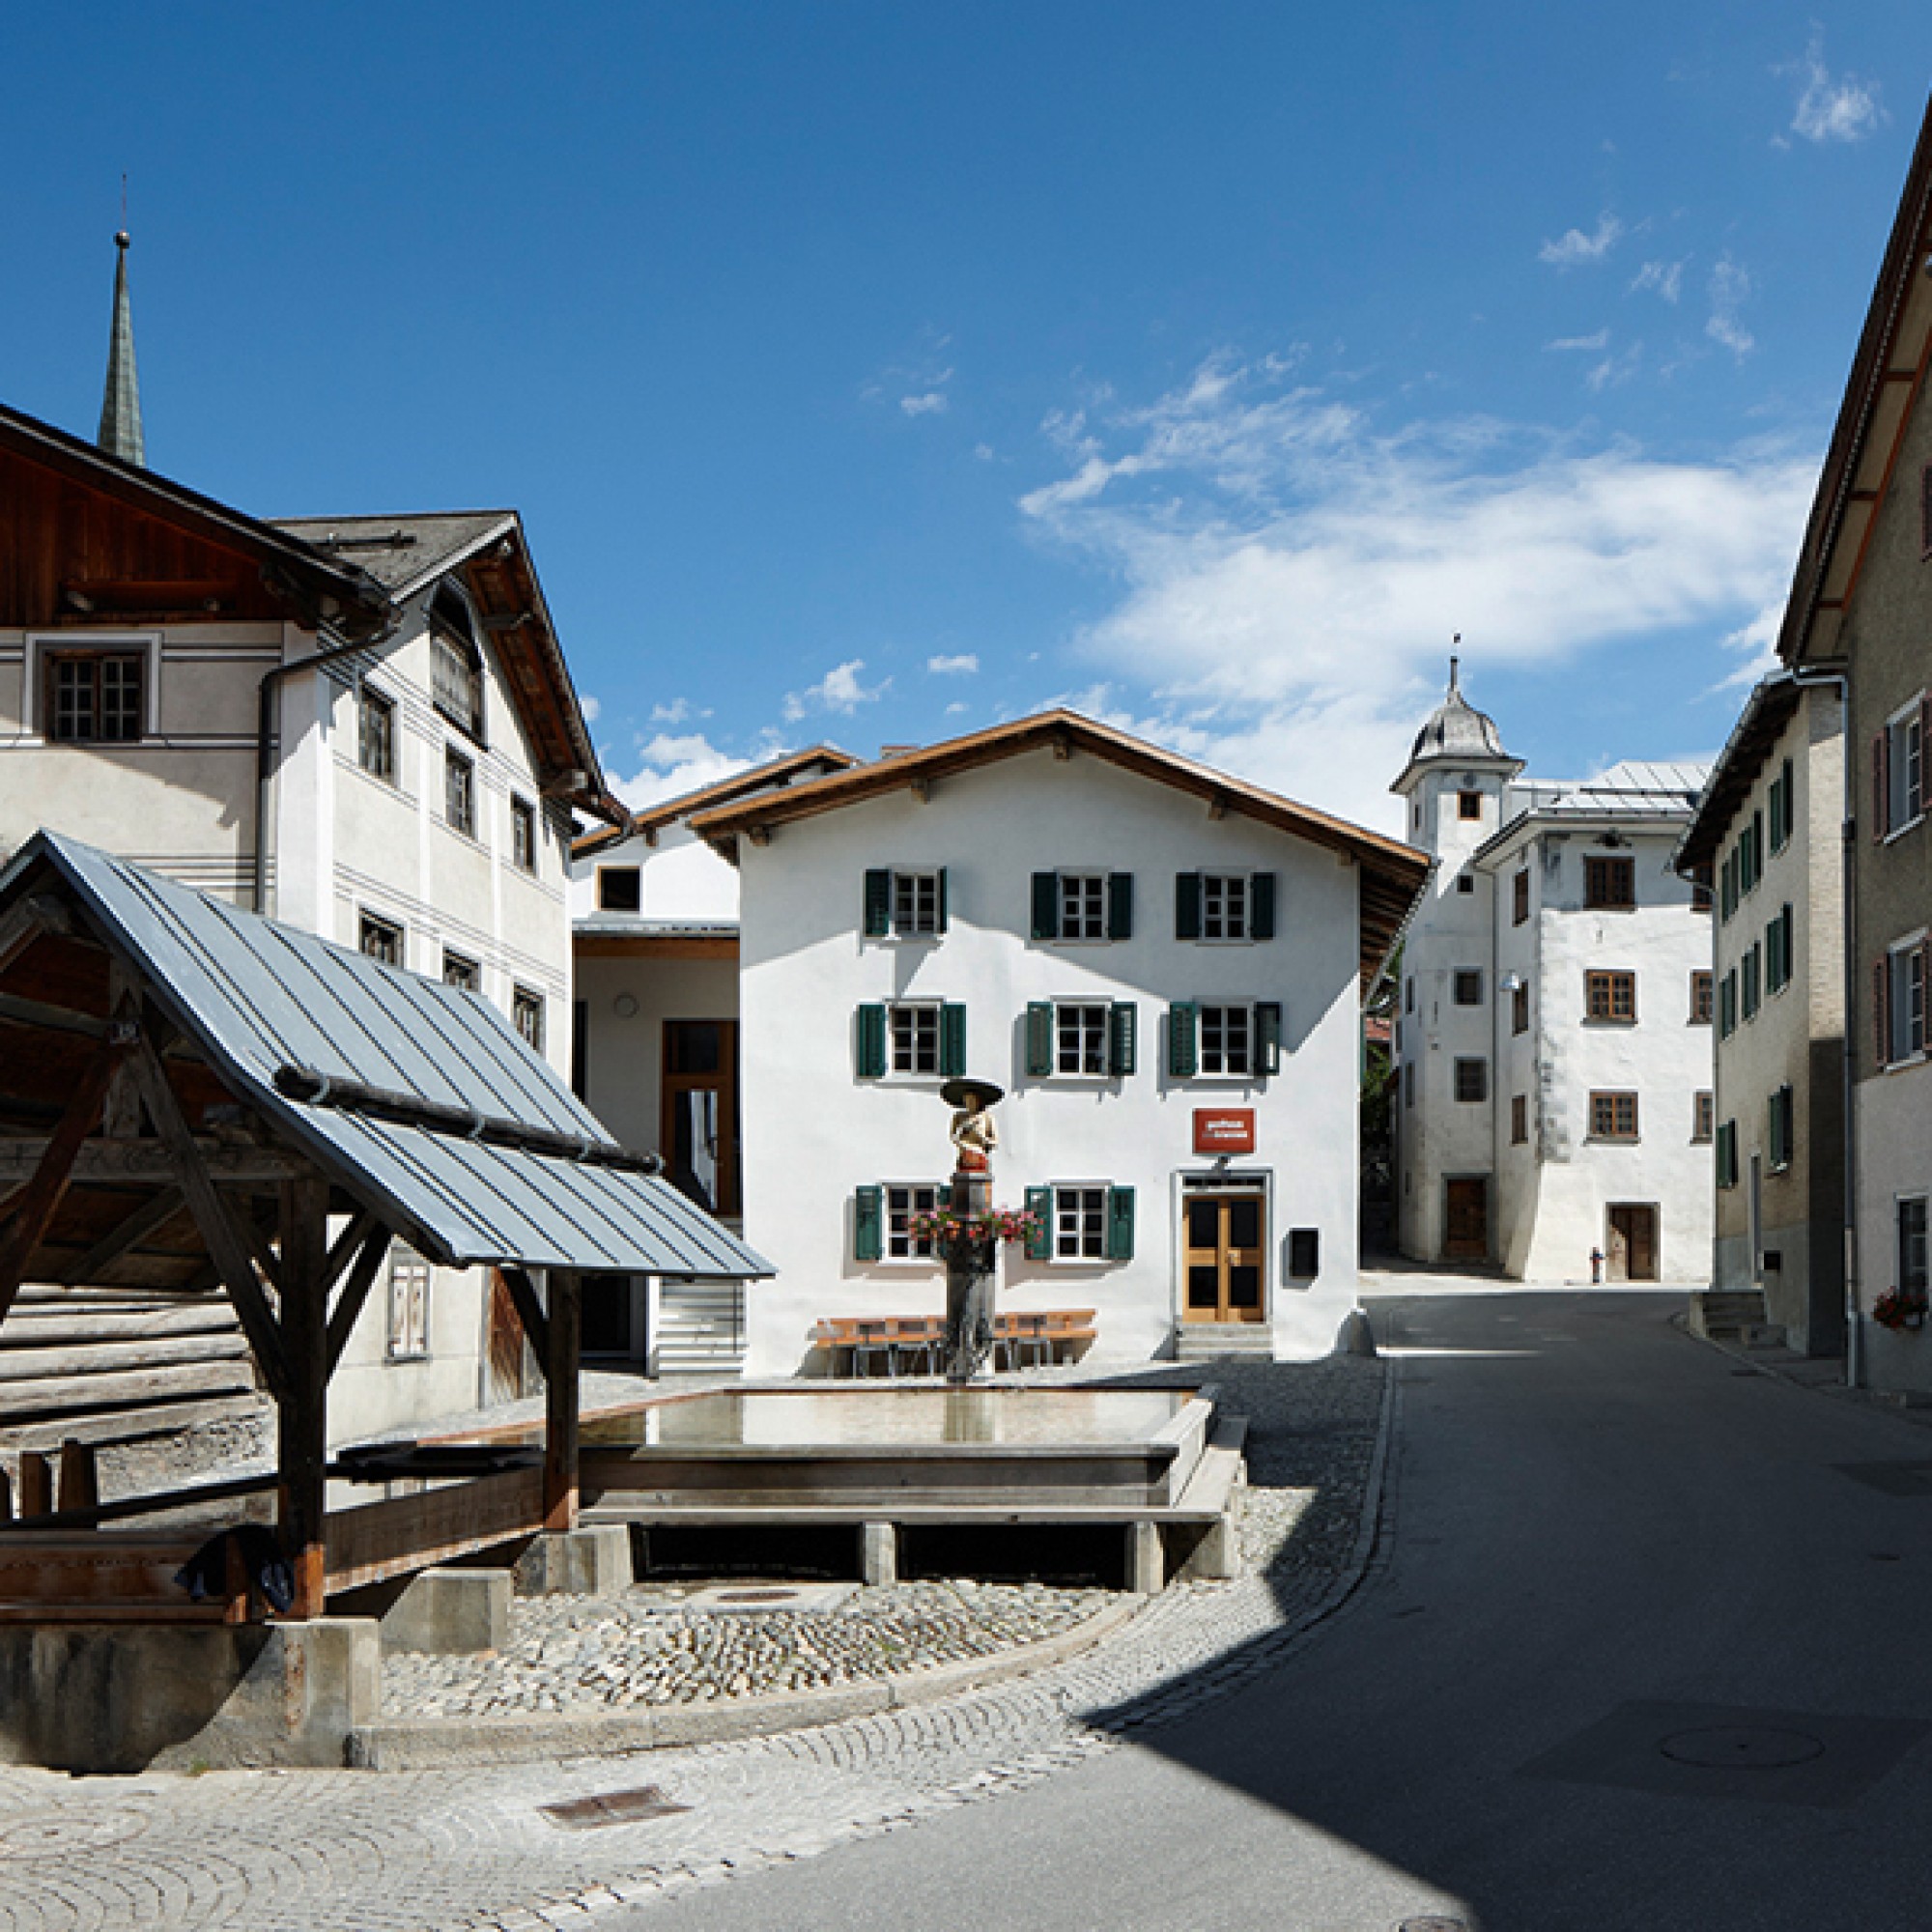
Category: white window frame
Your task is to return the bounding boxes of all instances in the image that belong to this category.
[1900,1194,1930,1301]
[1052,1182,1109,1263]
[1885,695,1926,840]
[1057,871,1110,942]
[884,1181,942,1263]
[24,632,162,743]
[385,1247,431,1362]
[510,794,538,873]
[892,869,944,938]
[1198,1002,1254,1077]
[443,745,476,839]
[358,910,405,966]
[357,679,398,785]
[888,1000,943,1077]
[1888,932,1927,1065]
[441,949,481,992]
[1198,872,1251,944]
[1055,1000,1112,1076]
[512,985,545,1052]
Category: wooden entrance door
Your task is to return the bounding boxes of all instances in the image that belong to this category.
[1182,1191,1267,1323]
[1606,1205,1658,1282]
[1443,1179,1489,1262]
[661,1020,741,1217]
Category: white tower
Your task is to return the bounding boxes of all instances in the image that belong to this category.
[1390,658,1521,1264]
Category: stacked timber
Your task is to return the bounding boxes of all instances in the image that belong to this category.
[0,1285,262,1456]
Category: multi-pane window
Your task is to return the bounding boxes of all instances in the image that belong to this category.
[1767,1084,1795,1172]
[1584,856,1635,909]
[1454,1058,1488,1103]
[598,867,641,913]
[1059,873,1108,940]
[1883,700,1926,836]
[46,651,144,743]
[1589,1092,1639,1140]
[1585,970,1636,1023]
[1513,869,1530,925]
[891,1002,942,1075]
[1458,790,1483,820]
[511,796,537,873]
[1900,1197,1930,1305]
[1511,1094,1528,1144]
[1693,1092,1715,1143]
[1742,944,1762,1022]
[1200,874,1249,941]
[358,684,396,781]
[1512,983,1529,1035]
[385,1246,430,1361]
[1056,1002,1110,1075]
[1886,941,1927,1065]
[893,869,943,936]
[358,913,403,965]
[1054,1185,1109,1261]
[885,1183,941,1261]
[430,597,485,739]
[444,747,475,837]
[1200,1004,1253,1076]
[1453,970,1484,1007]
[441,951,480,992]
[513,986,545,1053]
[1691,970,1715,1025]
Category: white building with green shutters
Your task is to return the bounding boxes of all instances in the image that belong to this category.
[690,711,1427,1373]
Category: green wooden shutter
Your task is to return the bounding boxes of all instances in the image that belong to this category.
[1108,1002,1138,1076]
[1175,872,1201,941]
[854,1184,883,1263]
[1106,872,1134,941]
[1168,1002,1199,1077]
[1031,872,1060,941]
[1026,1002,1055,1077]
[1255,1001,1283,1075]
[856,1003,887,1078]
[863,869,893,938]
[935,867,950,933]
[1250,871,1277,940]
[1106,1185,1136,1262]
[1024,1185,1052,1261]
[940,1002,968,1077]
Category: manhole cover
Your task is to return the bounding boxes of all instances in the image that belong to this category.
[1661,1726,1825,1770]
[717,1588,798,1604]
[542,1786,692,1831]
[0,1811,149,1859]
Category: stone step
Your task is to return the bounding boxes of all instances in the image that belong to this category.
[1175,1323,1274,1360]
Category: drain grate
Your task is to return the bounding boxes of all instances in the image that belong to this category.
[541,1786,692,1831]
[717,1587,799,1604]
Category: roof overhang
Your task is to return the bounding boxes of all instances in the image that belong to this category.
[573,746,859,859]
[1673,675,1808,874]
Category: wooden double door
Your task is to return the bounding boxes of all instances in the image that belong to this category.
[1443,1179,1490,1262]
[1605,1204,1659,1282]
[1183,1190,1267,1323]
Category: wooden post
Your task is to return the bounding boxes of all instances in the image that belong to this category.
[56,1439,99,1514]
[17,1452,52,1520]
[276,1175,330,1619]
[543,1268,582,1532]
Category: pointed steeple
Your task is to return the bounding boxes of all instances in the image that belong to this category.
[98,228,145,468]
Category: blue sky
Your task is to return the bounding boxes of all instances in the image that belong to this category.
[3,4,1928,832]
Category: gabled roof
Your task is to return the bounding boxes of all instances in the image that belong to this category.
[0,398,391,637]
[690,709,1431,982]
[1778,94,1932,668]
[573,745,859,859]
[1,832,770,1279]
[1674,675,1810,874]
[277,510,619,825]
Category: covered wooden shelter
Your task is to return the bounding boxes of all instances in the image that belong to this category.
[0,830,770,1620]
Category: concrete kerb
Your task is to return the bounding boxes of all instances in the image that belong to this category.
[349,1594,1142,1770]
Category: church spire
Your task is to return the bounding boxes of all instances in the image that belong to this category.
[98,226,145,468]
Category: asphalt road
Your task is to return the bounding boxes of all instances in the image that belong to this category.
[622,1291,1932,1931]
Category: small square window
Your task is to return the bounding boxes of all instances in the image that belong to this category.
[1589,1091,1639,1140]
[1453,970,1483,1007]
[511,796,537,873]
[598,867,641,913]
[890,1002,942,1075]
[513,986,545,1052]
[358,913,403,966]
[1693,1092,1715,1143]
[441,951,480,992]
[1200,874,1249,942]
[1056,1002,1110,1075]
[1584,856,1635,909]
[1585,970,1636,1023]
[1058,873,1108,941]
[1458,790,1483,820]
[1456,874,1476,895]
[358,685,396,781]
[893,870,944,936]
[444,748,475,838]
[1054,1185,1109,1262]
[386,1246,431,1361]
[885,1182,942,1261]
[1200,1004,1253,1076]
[46,650,145,743]
[1691,971,1715,1025]
[1453,1057,1488,1103]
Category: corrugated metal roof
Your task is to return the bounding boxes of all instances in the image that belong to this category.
[10,833,770,1281]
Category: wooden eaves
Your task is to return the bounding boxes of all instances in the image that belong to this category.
[571,744,860,859]
[687,709,1431,984]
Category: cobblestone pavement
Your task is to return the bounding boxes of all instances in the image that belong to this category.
[0,1353,1386,1932]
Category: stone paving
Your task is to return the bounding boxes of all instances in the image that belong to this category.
[0,1352,1387,1932]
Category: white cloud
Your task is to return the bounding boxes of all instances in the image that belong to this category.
[649,697,695,725]
[900,390,950,417]
[1714,602,1785,692]
[611,732,753,811]
[1585,342,1643,392]
[1630,259,1685,304]
[974,442,996,462]
[1786,34,1885,145]
[1548,328,1611,353]
[580,694,601,724]
[1538,213,1625,269]
[926,653,980,676]
[1706,255,1755,358]
[781,659,888,723]
[1017,355,1814,830]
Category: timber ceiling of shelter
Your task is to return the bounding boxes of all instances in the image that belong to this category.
[690,709,1431,983]
[1779,95,1932,669]
[0,403,387,635]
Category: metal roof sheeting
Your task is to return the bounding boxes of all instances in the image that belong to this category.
[12,833,770,1280]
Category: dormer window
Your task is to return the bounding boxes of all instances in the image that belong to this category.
[430,582,486,742]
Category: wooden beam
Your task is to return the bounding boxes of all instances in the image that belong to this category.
[499,1264,551,1362]
[58,1187,185,1285]
[324,1219,392,1378]
[0,1045,120,1327]
[0,991,107,1039]
[240,1202,285,1299]
[0,1141,304,1183]
[100,961,143,1137]
[572,933,736,962]
[543,1269,582,1532]
[277,1174,331,1619]
[0,894,71,978]
[128,1039,291,1402]
[324,1467,545,1595]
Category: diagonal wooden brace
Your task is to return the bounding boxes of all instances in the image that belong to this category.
[0,1045,121,1325]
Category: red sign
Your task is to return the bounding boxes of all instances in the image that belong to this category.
[1193,1108,1256,1155]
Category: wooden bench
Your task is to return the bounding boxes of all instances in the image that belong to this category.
[0,1530,251,1624]
[809,1310,1098,1376]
